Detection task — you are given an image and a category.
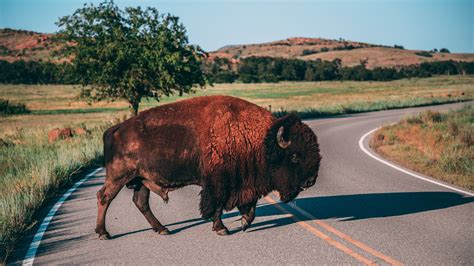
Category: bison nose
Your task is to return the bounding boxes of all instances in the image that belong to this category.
[304,178,316,188]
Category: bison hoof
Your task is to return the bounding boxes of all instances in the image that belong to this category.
[98,233,111,240]
[216,228,229,236]
[241,218,250,232]
[158,228,171,235]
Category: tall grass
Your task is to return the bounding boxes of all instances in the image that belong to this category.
[0,124,108,262]
[274,96,472,119]
[371,104,473,190]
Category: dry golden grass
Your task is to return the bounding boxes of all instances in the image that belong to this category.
[214,37,373,59]
[303,47,474,69]
[370,105,474,190]
[1,75,473,137]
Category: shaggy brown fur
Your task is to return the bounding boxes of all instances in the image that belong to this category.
[48,128,73,143]
[95,95,321,238]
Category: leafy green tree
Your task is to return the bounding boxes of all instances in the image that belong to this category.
[56,1,207,115]
[439,48,450,53]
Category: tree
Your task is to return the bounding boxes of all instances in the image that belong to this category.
[439,48,450,53]
[56,1,207,116]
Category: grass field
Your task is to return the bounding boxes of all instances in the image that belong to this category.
[370,105,473,190]
[1,75,473,136]
[0,75,473,261]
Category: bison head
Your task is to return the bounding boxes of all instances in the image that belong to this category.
[265,114,321,203]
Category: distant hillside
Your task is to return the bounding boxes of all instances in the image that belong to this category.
[0,28,65,63]
[210,37,474,69]
[2,29,474,69]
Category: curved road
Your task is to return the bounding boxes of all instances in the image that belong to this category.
[12,102,474,265]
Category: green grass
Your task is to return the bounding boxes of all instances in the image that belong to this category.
[0,124,108,262]
[371,104,474,190]
[31,107,125,115]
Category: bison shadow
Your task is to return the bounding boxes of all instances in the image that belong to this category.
[168,191,473,234]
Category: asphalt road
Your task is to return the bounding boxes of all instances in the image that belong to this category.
[12,102,474,265]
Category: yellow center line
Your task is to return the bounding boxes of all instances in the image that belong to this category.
[264,196,377,266]
[313,217,403,266]
[264,194,404,266]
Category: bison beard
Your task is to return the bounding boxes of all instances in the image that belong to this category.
[95,95,321,238]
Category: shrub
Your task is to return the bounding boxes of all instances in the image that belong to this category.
[415,51,433,57]
[0,99,30,115]
[421,110,444,123]
[302,49,318,56]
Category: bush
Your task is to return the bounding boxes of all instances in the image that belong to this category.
[415,51,433,57]
[421,110,444,123]
[302,49,318,56]
[0,99,30,115]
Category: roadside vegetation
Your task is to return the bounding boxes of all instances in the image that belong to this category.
[0,124,109,261]
[370,105,473,190]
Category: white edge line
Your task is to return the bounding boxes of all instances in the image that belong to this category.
[22,167,103,266]
[359,127,474,197]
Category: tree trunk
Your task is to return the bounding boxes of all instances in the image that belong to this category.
[130,101,139,116]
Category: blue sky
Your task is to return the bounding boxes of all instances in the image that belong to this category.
[0,0,472,52]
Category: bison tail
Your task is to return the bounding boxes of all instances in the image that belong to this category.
[103,124,121,166]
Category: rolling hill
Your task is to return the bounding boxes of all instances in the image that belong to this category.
[1,28,474,69]
[209,37,474,69]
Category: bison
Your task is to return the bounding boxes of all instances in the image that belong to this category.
[48,128,73,143]
[96,95,321,239]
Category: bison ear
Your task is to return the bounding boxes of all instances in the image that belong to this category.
[272,114,301,149]
[277,126,291,148]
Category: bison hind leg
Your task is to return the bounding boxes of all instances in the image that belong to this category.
[95,178,127,240]
[132,185,170,235]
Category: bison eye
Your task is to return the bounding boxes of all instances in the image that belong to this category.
[291,153,300,163]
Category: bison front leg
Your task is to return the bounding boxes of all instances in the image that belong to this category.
[238,201,257,232]
[200,185,229,236]
[211,206,229,236]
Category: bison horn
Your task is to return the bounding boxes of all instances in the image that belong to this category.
[277,126,291,149]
